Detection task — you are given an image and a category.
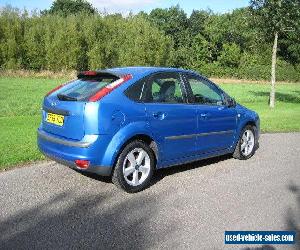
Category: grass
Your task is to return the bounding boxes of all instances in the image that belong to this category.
[219,83,300,133]
[0,77,299,170]
[0,116,42,166]
[0,77,67,169]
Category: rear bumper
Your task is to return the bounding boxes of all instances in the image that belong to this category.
[38,130,97,148]
[37,128,113,176]
[44,153,112,176]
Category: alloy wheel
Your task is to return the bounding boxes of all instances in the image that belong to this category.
[122,148,151,186]
[240,129,255,156]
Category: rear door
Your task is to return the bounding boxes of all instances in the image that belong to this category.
[183,73,237,154]
[42,96,86,140]
[142,72,198,161]
[42,74,118,140]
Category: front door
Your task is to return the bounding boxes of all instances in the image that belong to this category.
[183,73,237,154]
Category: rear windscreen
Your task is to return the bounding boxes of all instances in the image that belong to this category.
[55,76,118,101]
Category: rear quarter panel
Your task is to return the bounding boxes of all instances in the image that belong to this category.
[95,89,161,167]
[99,121,159,167]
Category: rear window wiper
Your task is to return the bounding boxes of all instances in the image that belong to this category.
[57,94,78,101]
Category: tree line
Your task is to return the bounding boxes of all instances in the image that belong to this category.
[0,1,299,81]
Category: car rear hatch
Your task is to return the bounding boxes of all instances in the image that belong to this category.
[41,71,120,141]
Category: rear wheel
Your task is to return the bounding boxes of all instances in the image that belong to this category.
[112,140,155,193]
[233,125,257,160]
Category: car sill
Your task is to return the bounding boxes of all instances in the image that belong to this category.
[165,130,234,140]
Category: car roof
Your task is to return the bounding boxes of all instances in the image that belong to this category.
[96,66,197,78]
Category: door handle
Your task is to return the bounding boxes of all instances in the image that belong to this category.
[200,113,210,119]
[153,112,166,120]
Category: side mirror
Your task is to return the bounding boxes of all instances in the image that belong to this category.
[226,97,236,108]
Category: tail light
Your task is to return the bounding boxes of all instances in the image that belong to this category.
[89,74,132,102]
[75,159,90,169]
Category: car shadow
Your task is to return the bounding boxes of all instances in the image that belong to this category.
[77,154,233,190]
[151,154,232,186]
[286,182,300,250]
[78,170,112,183]
[249,91,300,104]
[0,190,169,249]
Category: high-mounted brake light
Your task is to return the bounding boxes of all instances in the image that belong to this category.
[83,71,97,76]
[89,74,132,102]
[46,83,65,96]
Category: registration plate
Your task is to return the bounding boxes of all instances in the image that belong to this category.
[46,113,64,126]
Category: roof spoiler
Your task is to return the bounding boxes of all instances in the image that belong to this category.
[77,70,120,79]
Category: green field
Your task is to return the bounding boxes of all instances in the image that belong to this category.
[0,77,67,169]
[0,77,299,170]
[220,84,300,132]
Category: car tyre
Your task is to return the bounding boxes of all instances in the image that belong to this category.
[112,140,155,193]
[233,125,257,160]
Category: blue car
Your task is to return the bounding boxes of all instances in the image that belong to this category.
[38,67,260,192]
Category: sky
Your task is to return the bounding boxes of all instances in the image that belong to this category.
[0,0,250,15]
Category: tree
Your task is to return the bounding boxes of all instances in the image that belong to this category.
[0,6,24,69]
[189,9,211,37]
[1,4,300,81]
[278,29,300,65]
[218,43,241,68]
[23,15,46,70]
[250,0,300,108]
[147,5,189,67]
[148,5,188,48]
[43,0,96,16]
[188,34,210,69]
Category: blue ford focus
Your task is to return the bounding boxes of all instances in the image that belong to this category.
[38,67,260,192]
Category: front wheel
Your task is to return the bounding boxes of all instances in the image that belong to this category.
[233,125,257,160]
[112,140,155,193]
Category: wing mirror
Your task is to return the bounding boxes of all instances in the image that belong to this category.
[226,97,236,107]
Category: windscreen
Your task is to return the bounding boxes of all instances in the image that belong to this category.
[55,76,118,101]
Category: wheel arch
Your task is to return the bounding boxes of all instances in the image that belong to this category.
[110,133,159,174]
[242,120,259,140]
[237,119,258,138]
[234,118,259,151]
[117,134,159,162]
[233,120,259,159]
[100,122,160,171]
[244,120,257,128]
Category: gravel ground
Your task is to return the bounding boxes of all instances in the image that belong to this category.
[0,133,299,250]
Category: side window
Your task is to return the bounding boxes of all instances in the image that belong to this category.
[124,79,145,102]
[143,73,184,104]
[185,75,224,106]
